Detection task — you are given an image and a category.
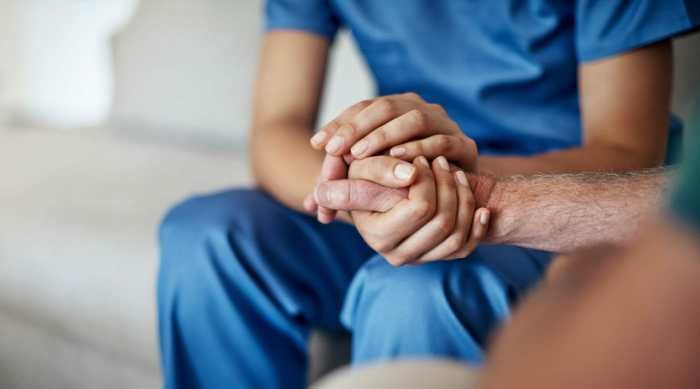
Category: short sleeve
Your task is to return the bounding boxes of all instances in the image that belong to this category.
[576,0,700,62]
[264,0,341,40]
[669,100,700,233]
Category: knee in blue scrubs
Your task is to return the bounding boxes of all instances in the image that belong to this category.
[342,247,551,365]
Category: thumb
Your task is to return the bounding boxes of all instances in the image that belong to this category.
[315,179,407,212]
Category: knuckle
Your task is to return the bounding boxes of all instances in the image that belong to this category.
[388,252,413,267]
[370,128,387,145]
[443,243,461,257]
[325,119,341,133]
[412,199,435,220]
[447,233,466,252]
[408,109,429,130]
[386,257,404,267]
[462,136,477,153]
[452,249,469,259]
[375,98,398,117]
[345,100,372,117]
[345,181,360,208]
[433,134,451,151]
[403,92,420,101]
[429,103,446,114]
[434,215,456,236]
[412,141,425,155]
[373,239,394,254]
[341,122,357,137]
[356,99,373,110]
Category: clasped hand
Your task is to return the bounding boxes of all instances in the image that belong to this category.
[305,93,489,265]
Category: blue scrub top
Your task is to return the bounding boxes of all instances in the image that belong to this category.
[265,1,700,155]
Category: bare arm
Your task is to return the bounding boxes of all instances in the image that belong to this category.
[478,168,673,252]
[250,31,330,211]
[315,168,673,253]
[480,41,673,176]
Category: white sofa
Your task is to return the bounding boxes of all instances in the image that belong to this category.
[0,1,371,388]
[0,1,698,388]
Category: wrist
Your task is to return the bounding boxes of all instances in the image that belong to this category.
[466,173,497,209]
[467,174,518,244]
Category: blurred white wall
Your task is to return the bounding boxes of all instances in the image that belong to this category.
[1,0,137,128]
[110,0,374,146]
[0,0,18,123]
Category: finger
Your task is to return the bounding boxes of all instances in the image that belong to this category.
[461,207,490,255]
[385,156,457,265]
[303,193,318,213]
[445,207,490,261]
[351,109,447,159]
[315,154,348,224]
[315,179,407,212]
[317,207,336,224]
[355,156,436,254]
[318,154,348,182]
[311,99,373,149]
[324,97,418,156]
[416,169,475,262]
[348,156,417,188]
[389,135,478,172]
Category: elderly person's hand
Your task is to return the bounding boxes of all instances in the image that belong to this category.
[315,155,490,266]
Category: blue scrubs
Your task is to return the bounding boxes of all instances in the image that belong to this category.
[158,1,699,388]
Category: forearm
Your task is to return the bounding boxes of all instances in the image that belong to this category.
[251,124,323,212]
[476,168,673,252]
[479,144,664,177]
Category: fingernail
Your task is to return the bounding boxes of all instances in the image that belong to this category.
[417,156,429,167]
[311,131,327,145]
[455,171,468,186]
[351,139,369,156]
[325,136,344,154]
[394,164,416,181]
[390,147,406,157]
[437,156,449,171]
[480,209,490,225]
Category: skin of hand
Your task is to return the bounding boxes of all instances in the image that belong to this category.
[310,92,478,170]
[477,220,700,389]
[306,92,479,223]
[319,155,490,266]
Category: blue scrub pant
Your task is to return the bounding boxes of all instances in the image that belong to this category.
[157,189,551,389]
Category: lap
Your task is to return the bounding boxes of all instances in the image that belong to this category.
[159,188,376,329]
[342,245,552,346]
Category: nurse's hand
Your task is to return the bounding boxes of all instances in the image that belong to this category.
[310,92,479,173]
[320,155,489,266]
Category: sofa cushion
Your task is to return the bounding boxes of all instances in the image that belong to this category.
[0,127,250,373]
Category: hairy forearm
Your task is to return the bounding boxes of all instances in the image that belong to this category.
[476,168,673,252]
[479,144,664,177]
[251,124,323,212]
